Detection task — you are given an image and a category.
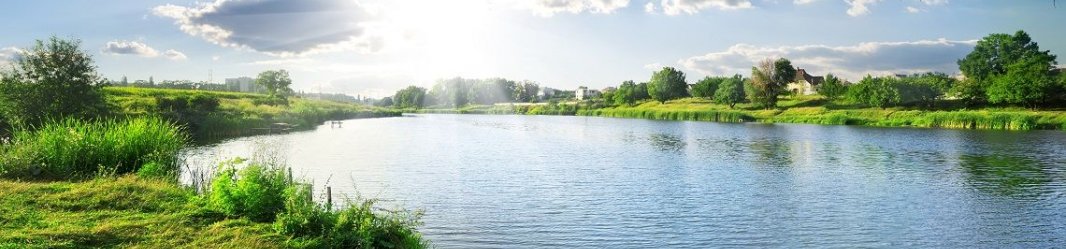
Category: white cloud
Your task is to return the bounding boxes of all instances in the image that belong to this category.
[528,0,630,16]
[659,0,753,15]
[0,47,23,69]
[163,49,188,60]
[102,40,187,60]
[643,62,664,70]
[154,0,381,57]
[102,41,159,57]
[920,0,948,6]
[906,6,922,13]
[679,39,977,81]
[645,2,657,13]
[793,0,816,4]
[845,0,879,16]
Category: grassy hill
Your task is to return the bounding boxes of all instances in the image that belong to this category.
[103,87,400,139]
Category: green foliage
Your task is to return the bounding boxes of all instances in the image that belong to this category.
[986,56,1057,107]
[205,159,427,248]
[256,70,294,104]
[155,94,221,132]
[897,72,955,108]
[0,36,108,128]
[816,74,847,101]
[647,67,689,103]
[690,76,724,98]
[846,76,901,108]
[209,160,288,222]
[0,117,186,180]
[713,76,746,108]
[513,81,540,103]
[393,85,427,109]
[612,80,644,105]
[956,30,1058,105]
[426,77,540,107]
[749,58,796,108]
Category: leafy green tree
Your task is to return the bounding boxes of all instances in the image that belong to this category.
[846,76,900,108]
[634,82,650,100]
[713,76,746,108]
[255,70,294,103]
[690,76,724,98]
[986,56,1057,107]
[0,36,107,128]
[957,30,1057,104]
[612,80,639,105]
[513,81,540,103]
[749,58,796,108]
[647,67,689,103]
[393,85,427,109]
[816,74,847,101]
[898,72,955,108]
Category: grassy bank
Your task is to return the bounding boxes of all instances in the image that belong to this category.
[0,117,427,248]
[104,87,400,139]
[0,172,425,248]
[579,98,1066,130]
[420,97,1066,131]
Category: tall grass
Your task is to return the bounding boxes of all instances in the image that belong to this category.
[0,117,186,180]
[205,159,427,248]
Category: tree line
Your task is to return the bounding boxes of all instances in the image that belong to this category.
[389,30,1065,111]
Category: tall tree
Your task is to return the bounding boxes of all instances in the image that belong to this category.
[690,76,724,98]
[956,30,1057,104]
[0,36,107,127]
[713,75,746,108]
[255,69,294,102]
[749,58,796,108]
[816,74,847,101]
[392,85,427,109]
[647,67,689,103]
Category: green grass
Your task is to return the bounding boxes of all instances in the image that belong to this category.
[0,117,186,180]
[0,175,284,248]
[0,161,428,248]
[103,87,401,139]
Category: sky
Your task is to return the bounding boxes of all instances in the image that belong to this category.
[1,0,1064,98]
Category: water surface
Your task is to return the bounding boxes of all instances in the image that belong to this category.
[183,114,1066,248]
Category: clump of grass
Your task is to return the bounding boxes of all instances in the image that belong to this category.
[0,117,186,180]
[205,159,427,248]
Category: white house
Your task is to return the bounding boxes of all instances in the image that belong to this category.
[786,68,824,95]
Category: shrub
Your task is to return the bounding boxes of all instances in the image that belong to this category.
[206,158,427,248]
[208,160,288,222]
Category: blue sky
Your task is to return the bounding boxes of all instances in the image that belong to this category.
[1,0,1064,97]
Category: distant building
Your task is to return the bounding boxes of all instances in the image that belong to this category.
[575,86,601,100]
[787,68,825,95]
[224,77,260,93]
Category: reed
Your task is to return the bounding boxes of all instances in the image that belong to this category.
[0,117,186,180]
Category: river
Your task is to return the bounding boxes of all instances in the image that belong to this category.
[182,114,1066,248]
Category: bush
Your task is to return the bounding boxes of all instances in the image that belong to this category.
[209,160,289,222]
[206,159,427,248]
[0,117,186,180]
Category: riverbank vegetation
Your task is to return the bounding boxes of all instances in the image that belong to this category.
[0,36,425,248]
[403,30,1066,131]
